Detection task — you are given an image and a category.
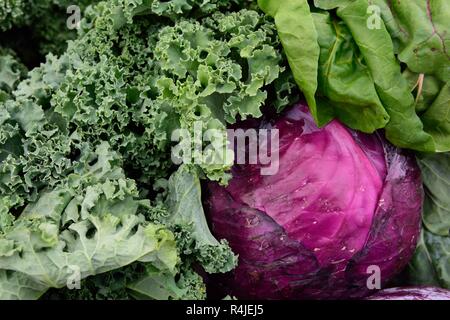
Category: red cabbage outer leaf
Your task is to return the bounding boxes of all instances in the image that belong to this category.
[345,142,423,296]
[366,287,450,300]
[205,183,328,299]
[204,102,422,299]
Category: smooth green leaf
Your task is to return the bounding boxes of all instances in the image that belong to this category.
[409,230,450,289]
[421,83,450,152]
[314,0,353,10]
[418,153,450,236]
[0,53,25,92]
[313,11,389,132]
[258,0,334,126]
[408,231,442,288]
[388,0,450,82]
[402,69,443,113]
[409,153,450,289]
[337,0,436,151]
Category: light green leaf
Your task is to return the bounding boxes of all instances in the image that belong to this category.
[0,270,48,300]
[313,0,353,10]
[410,230,450,289]
[0,53,24,92]
[0,192,178,291]
[165,166,237,273]
[0,143,179,299]
[6,100,45,135]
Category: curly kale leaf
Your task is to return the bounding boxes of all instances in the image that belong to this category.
[0,143,179,299]
[128,265,207,300]
[49,7,288,183]
[165,165,237,274]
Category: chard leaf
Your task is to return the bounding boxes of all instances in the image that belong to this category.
[418,153,450,236]
[337,0,436,152]
[313,11,389,132]
[409,230,450,289]
[258,0,334,126]
[402,70,443,113]
[387,0,450,82]
[409,153,450,289]
[421,82,450,152]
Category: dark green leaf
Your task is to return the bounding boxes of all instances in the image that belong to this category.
[337,0,436,151]
[258,0,334,126]
[313,11,389,132]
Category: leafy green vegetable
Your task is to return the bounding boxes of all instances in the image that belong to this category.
[259,0,450,152]
[0,1,100,57]
[0,270,47,300]
[313,0,352,10]
[387,0,450,83]
[0,48,27,98]
[409,153,450,289]
[336,0,435,151]
[1,0,449,300]
[312,11,389,132]
[128,266,206,300]
[42,262,206,300]
[258,0,333,126]
[410,230,450,289]
[0,0,53,31]
[0,142,179,299]
[419,153,450,236]
[402,69,443,113]
[420,83,450,152]
[165,165,237,273]
[0,1,300,299]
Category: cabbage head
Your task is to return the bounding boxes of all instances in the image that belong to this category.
[205,102,423,299]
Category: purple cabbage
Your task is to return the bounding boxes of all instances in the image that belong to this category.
[204,102,423,299]
[367,287,450,300]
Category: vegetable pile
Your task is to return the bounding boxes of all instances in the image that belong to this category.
[0,0,449,300]
[259,0,449,153]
